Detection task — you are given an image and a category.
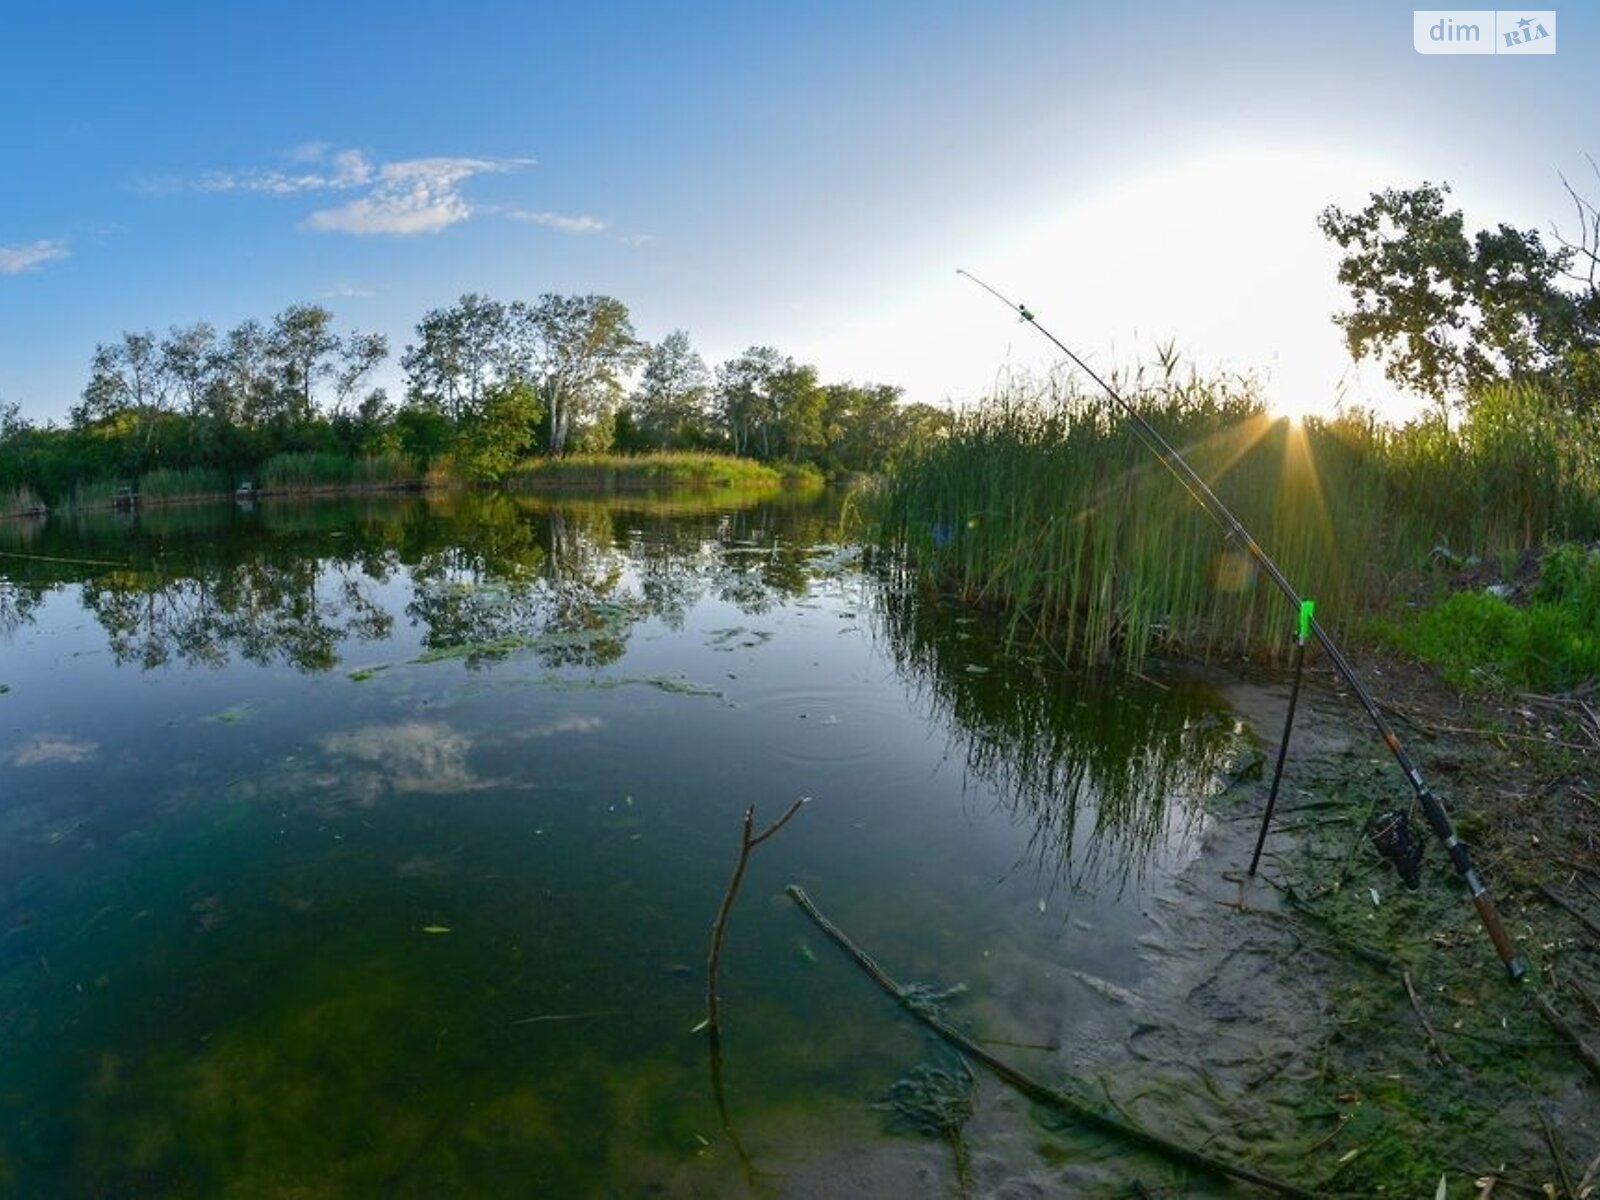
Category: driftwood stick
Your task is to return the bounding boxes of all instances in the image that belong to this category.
[1537,1106,1577,1200]
[705,796,809,1040]
[1578,1147,1600,1196]
[1532,993,1600,1086]
[1536,883,1600,942]
[1569,978,1600,1024]
[702,797,808,1187]
[785,884,1315,1200]
[1403,971,1451,1065]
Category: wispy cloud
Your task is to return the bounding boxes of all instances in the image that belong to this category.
[617,233,656,248]
[324,282,377,299]
[509,209,607,234]
[183,145,533,237]
[198,146,375,195]
[304,157,524,236]
[0,240,70,275]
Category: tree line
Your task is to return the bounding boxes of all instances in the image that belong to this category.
[0,293,949,503]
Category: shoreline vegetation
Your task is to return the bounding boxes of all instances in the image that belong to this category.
[0,450,821,519]
[0,293,947,521]
[877,374,1600,673]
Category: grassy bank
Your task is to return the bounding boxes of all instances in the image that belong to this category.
[502,451,821,493]
[22,453,424,516]
[1377,541,1600,692]
[878,377,1600,667]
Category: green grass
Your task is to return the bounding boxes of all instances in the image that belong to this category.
[503,451,793,493]
[1377,543,1600,691]
[878,377,1600,667]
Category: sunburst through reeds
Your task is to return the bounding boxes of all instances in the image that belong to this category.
[878,375,1600,667]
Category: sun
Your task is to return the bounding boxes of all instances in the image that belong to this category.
[1270,394,1316,426]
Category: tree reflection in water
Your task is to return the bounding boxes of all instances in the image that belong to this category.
[0,491,848,674]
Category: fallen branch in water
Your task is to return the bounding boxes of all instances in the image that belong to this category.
[785,884,1316,1199]
[1403,971,1451,1066]
[1532,993,1600,1086]
[1536,882,1600,942]
[1537,1105,1577,1200]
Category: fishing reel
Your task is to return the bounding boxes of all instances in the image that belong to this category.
[1366,809,1424,890]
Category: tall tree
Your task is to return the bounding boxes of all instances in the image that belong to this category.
[1318,181,1599,406]
[518,294,642,454]
[630,330,711,448]
[75,331,168,427]
[716,346,784,457]
[333,330,390,417]
[266,304,341,423]
[160,323,220,417]
[207,319,275,426]
[769,359,823,462]
[401,293,512,422]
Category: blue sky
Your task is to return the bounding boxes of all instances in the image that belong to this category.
[1,2,1593,423]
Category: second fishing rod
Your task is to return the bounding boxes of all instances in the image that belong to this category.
[958,269,1528,983]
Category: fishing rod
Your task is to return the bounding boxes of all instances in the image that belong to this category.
[957,269,1528,983]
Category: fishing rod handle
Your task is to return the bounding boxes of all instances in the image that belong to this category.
[1473,893,1529,981]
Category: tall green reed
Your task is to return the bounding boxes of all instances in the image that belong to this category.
[878,377,1600,667]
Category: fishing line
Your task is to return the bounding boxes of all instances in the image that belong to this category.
[957,269,1528,982]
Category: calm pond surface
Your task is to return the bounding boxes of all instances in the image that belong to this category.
[0,491,1240,1196]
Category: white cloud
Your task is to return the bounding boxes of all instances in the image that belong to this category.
[198,148,375,196]
[9,734,98,766]
[324,282,377,298]
[509,209,607,234]
[616,233,656,248]
[520,715,604,738]
[188,146,533,237]
[0,240,69,274]
[320,720,487,797]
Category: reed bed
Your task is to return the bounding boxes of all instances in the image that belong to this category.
[878,378,1600,667]
[138,466,233,501]
[258,451,417,492]
[68,479,124,512]
[503,451,789,493]
[1,486,46,518]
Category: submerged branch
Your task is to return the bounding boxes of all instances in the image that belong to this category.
[1532,993,1600,1086]
[706,796,809,1040]
[702,797,809,1186]
[785,884,1316,1199]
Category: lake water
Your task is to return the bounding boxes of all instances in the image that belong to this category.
[0,491,1238,1196]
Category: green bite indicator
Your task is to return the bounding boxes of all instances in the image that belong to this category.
[1298,598,1315,643]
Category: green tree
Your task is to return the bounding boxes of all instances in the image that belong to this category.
[769,359,823,462]
[716,346,783,457]
[715,347,823,461]
[75,331,167,427]
[160,323,220,417]
[333,331,390,417]
[630,330,712,448]
[518,294,642,454]
[205,319,275,427]
[401,294,513,422]
[455,379,545,480]
[1318,181,1599,406]
[266,304,341,424]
